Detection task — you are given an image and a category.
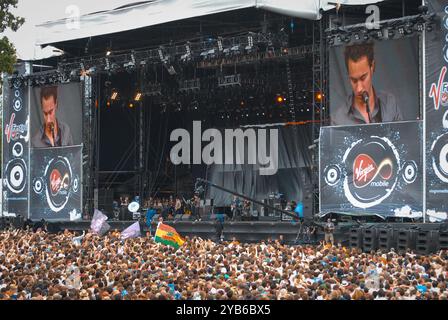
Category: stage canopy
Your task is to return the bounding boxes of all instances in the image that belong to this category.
[35,0,384,47]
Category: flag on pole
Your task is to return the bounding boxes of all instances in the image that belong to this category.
[91,209,108,234]
[155,223,185,249]
[98,221,111,236]
[121,221,141,240]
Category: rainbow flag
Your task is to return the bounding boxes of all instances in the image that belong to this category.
[155,223,185,249]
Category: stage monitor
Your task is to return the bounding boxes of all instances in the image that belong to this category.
[329,36,420,126]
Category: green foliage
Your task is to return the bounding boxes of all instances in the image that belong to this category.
[0,0,24,74]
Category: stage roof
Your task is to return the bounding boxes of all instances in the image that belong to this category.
[35,0,384,47]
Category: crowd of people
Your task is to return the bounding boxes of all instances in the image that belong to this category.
[0,226,447,300]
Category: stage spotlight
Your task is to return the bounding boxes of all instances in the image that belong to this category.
[276,95,286,104]
[217,38,223,52]
[405,21,414,34]
[106,101,111,108]
[129,102,134,108]
[375,29,383,38]
[426,24,433,32]
[354,33,361,41]
[316,92,323,102]
[111,90,119,101]
[398,26,405,35]
[134,92,143,102]
[387,28,395,38]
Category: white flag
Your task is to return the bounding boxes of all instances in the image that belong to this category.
[91,209,108,234]
[121,222,141,240]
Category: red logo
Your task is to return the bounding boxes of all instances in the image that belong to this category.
[429,66,448,110]
[50,169,70,195]
[353,154,393,188]
[50,169,62,195]
[4,113,27,144]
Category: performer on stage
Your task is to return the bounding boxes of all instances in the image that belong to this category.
[174,196,183,217]
[331,42,402,125]
[324,218,335,245]
[32,86,74,148]
[231,196,242,221]
[192,193,201,222]
[242,200,251,219]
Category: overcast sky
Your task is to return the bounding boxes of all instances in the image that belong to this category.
[1,0,132,60]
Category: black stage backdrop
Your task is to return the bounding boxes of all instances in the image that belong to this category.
[29,145,82,221]
[206,125,312,209]
[320,121,423,218]
[2,77,29,217]
[425,0,448,222]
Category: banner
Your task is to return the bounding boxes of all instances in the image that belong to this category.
[29,145,82,221]
[2,77,30,217]
[425,0,448,222]
[320,121,423,217]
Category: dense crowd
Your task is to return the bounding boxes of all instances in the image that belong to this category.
[0,228,447,300]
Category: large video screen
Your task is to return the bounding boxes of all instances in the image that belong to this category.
[329,37,420,126]
[30,83,82,148]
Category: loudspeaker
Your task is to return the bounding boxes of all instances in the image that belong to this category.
[363,228,378,252]
[378,228,395,251]
[416,231,436,255]
[119,206,128,221]
[47,222,61,234]
[439,231,448,250]
[396,230,416,252]
[349,227,363,249]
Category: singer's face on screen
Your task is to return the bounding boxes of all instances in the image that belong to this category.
[347,56,375,101]
[41,96,57,128]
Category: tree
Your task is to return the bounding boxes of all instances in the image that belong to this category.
[0,0,25,74]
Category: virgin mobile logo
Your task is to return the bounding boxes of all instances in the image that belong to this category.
[353,154,393,188]
[170,121,278,176]
[429,66,448,110]
[4,113,27,144]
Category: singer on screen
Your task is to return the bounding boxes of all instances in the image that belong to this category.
[31,86,73,148]
[331,42,402,126]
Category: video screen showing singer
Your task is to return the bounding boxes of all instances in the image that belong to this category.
[31,86,74,148]
[331,42,403,126]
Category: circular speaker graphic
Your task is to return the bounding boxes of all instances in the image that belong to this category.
[431,133,448,183]
[403,161,418,184]
[343,137,400,209]
[72,176,79,193]
[13,97,23,112]
[33,178,44,194]
[14,89,20,98]
[12,142,24,158]
[324,165,341,186]
[12,78,22,89]
[44,157,73,213]
[444,110,448,129]
[5,159,27,194]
